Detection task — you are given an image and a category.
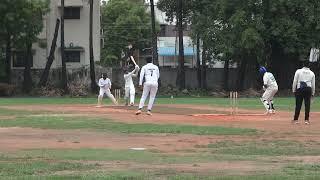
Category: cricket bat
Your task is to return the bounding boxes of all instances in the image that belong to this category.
[130,56,138,67]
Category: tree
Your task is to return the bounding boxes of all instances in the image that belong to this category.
[89,0,97,92]
[157,0,193,23]
[157,0,193,90]
[191,0,320,90]
[0,0,27,84]
[176,0,185,89]
[0,0,48,88]
[60,0,68,92]
[19,0,49,93]
[38,19,60,87]
[150,0,159,66]
[101,0,153,66]
[191,0,265,90]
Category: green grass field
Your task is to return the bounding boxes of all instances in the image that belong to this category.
[0,97,320,179]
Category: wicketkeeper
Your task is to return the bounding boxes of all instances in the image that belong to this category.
[96,73,118,107]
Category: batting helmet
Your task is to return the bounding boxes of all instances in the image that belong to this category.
[259,66,267,74]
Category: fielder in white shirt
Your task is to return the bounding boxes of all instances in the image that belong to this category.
[96,73,118,107]
[259,66,278,114]
[123,65,140,106]
[135,57,160,115]
[292,61,315,124]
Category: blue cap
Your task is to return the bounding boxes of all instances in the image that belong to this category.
[259,66,267,74]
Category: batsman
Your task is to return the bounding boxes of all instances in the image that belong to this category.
[123,56,140,106]
[259,66,278,114]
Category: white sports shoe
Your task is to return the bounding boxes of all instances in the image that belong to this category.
[135,110,142,115]
[147,111,152,116]
[305,121,310,125]
[292,120,299,124]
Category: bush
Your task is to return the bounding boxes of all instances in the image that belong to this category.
[68,79,89,97]
[0,83,16,96]
[33,85,64,97]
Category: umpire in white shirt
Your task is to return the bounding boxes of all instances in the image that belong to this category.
[292,61,316,124]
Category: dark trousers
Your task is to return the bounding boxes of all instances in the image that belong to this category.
[294,87,312,120]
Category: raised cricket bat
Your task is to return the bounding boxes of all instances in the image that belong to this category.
[130,56,138,67]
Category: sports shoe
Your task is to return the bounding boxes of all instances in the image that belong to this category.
[147,111,152,116]
[135,110,142,115]
[130,103,134,106]
[305,120,310,125]
[264,111,271,115]
[292,120,299,124]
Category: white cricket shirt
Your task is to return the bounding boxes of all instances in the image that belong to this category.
[292,67,316,95]
[98,78,111,90]
[139,63,160,85]
[263,72,278,89]
[124,66,139,88]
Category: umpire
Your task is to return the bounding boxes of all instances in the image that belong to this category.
[292,61,316,124]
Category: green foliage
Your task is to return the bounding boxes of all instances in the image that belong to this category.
[0,0,49,85]
[158,0,320,70]
[0,0,49,45]
[157,0,193,23]
[101,0,152,66]
[19,0,49,42]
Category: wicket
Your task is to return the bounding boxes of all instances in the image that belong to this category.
[229,91,238,115]
[114,89,121,102]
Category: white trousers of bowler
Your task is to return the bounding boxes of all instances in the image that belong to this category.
[125,85,135,104]
[99,88,117,104]
[139,82,158,110]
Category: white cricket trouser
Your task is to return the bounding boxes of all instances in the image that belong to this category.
[124,86,135,104]
[139,82,158,110]
[99,88,117,104]
[262,87,278,101]
[262,87,278,110]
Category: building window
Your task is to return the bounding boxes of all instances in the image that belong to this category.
[65,51,80,62]
[12,51,33,68]
[159,24,166,37]
[64,7,80,19]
